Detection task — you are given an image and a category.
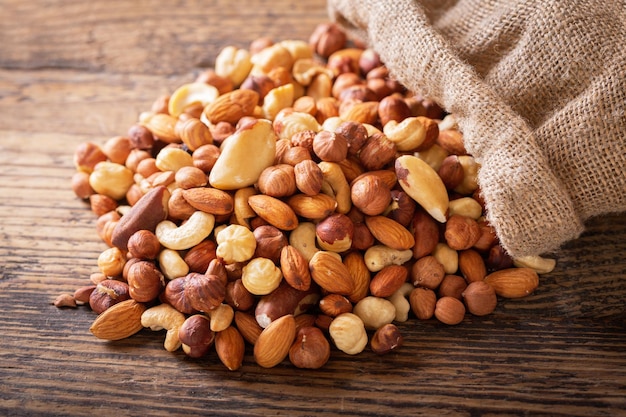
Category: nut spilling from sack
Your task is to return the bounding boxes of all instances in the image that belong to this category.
[58,22,555,370]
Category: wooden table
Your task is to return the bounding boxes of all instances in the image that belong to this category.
[1,1,625,415]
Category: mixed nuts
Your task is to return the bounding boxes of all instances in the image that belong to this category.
[58,22,554,370]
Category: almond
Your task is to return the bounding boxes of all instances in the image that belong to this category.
[248,194,299,231]
[458,249,487,283]
[215,326,245,371]
[280,245,312,291]
[89,299,146,340]
[287,193,337,220]
[343,251,371,303]
[309,251,355,295]
[181,187,234,216]
[484,267,539,298]
[253,314,297,368]
[203,89,259,125]
[364,215,415,250]
[369,264,408,298]
[234,311,263,345]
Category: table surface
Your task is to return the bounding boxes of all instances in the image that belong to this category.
[1,1,625,416]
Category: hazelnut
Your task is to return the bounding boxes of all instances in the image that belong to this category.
[462,281,498,316]
[315,213,354,253]
[289,326,331,369]
[358,132,397,171]
[280,146,312,166]
[334,121,369,156]
[225,279,256,312]
[445,215,482,251]
[257,164,297,197]
[378,95,412,126]
[331,72,363,99]
[89,194,118,217]
[386,190,416,228]
[126,260,165,303]
[358,48,382,76]
[438,155,464,190]
[192,144,221,173]
[127,230,161,260]
[290,129,316,152]
[308,23,347,58]
[74,142,107,173]
[253,225,287,263]
[179,314,215,358]
[312,130,348,162]
[89,279,131,314]
[183,239,217,273]
[163,272,226,314]
[127,124,155,150]
[293,159,324,196]
[71,171,94,199]
[438,274,468,300]
[411,255,445,289]
[350,173,392,216]
[195,69,234,95]
[409,287,436,320]
[434,296,466,325]
[370,323,404,355]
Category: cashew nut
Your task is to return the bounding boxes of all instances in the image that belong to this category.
[158,248,189,280]
[288,222,320,263]
[386,282,414,322]
[318,161,351,214]
[214,45,252,87]
[155,211,215,250]
[513,255,557,274]
[432,243,459,275]
[167,82,219,118]
[141,303,186,352]
[363,245,413,272]
[383,117,428,151]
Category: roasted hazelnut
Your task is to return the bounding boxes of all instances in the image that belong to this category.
[257,164,297,197]
[195,69,234,95]
[411,255,446,290]
[293,159,324,196]
[308,22,347,58]
[127,229,161,260]
[351,221,376,251]
[358,132,397,171]
[253,225,287,263]
[102,136,133,165]
[89,194,118,217]
[358,48,382,76]
[184,239,217,273]
[438,155,465,190]
[462,281,498,316]
[378,95,412,126]
[240,74,275,103]
[192,143,221,173]
[71,171,94,199]
[127,124,155,150]
[126,260,165,302]
[312,130,348,162]
[386,190,416,228]
[163,272,226,314]
[334,121,369,156]
[89,279,131,314]
[445,215,482,251]
[288,326,331,369]
[74,142,107,173]
[225,279,256,311]
[370,323,404,355]
[438,274,468,300]
[179,314,215,358]
[316,213,354,253]
[290,129,316,152]
[331,72,363,99]
[338,85,378,103]
[350,173,392,216]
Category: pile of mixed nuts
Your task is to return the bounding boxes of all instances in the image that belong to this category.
[57,22,556,370]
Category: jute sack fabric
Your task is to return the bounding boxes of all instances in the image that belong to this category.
[328,0,626,258]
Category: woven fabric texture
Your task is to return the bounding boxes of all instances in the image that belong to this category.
[329,0,626,257]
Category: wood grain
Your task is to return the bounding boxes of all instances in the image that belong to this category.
[1,1,625,416]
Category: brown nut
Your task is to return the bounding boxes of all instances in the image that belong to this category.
[358,132,396,171]
[369,265,408,298]
[126,260,165,303]
[364,215,415,251]
[318,294,353,317]
[411,255,446,289]
[434,296,466,325]
[462,281,498,316]
[253,225,287,264]
[225,279,256,312]
[287,193,337,221]
[438,155,465,190]
[309,22,347,58]
[312,130,348,162]
[484,267,539,298]
[183,239,217,273]
[179,314,215,358]
[289,326,331,369]
[309,251,355,295]
[89,279,131,314]
[203,89,259,125]
[438,274,468,300]
[248,194,299,231]
[293,159,324,196]
[234,311,263,345]
[411,209,441,259]
[378,95,411,126]
[74,142,107,173]
[254,314,297,368]
[315,213,354,253]
[257,164,297,197]
[445,215,482,251]
[127,230,161,260]
[255,283,319,328]
[350,173,392,216]
[370,323,404,355]
[163,272,226,314]
[409,287,436,320]
[458,249,487,283]
[280,245,312,292]
[215,326,245,371]
[385,190,416,228]
[181,187,234,216]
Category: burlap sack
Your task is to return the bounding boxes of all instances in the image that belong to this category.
[328,0,626,258]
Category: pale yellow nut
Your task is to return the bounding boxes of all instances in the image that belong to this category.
[383,117,428,151]
[438,114,459,132]
[241,257,283,296]
[395,154,449,223]
[209,119,277,190]
[415,143,449,172]
[250,43,294,75]
[454,155,480,195]
[513,255,557,275]
[155,211,215,250]
[318,161,351,214]
[141,303,185,352]
[263,83,294,121]
[158,248,189,280]
[320,116,344,133]
[306,72,333,100]
[288,222,320,263]
[353,296,396,330]
[432,243,459,275]
[386,282,414,322]
[233,187,258,229]
[215,224,257,264]
[208,303,235,332]
[328,312,368,355]
[278,39,314,62]
[363,245,413,272]
[276,111,322,141]
[155,147,194,173]
[291,58,334,86]
[97,246,126,277]
[214,46,252,87]
[89,161,134,200]
[448,197,483,220]
[168,82,219,118]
